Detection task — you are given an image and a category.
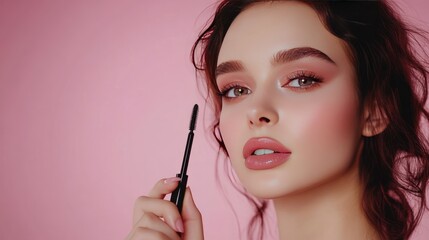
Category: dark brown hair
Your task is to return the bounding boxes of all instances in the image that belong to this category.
[191,1,429,239]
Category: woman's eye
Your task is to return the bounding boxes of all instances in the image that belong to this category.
[287,76,319,88]
[222,86,251,98]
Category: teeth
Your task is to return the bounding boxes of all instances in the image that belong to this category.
[253,149,275,156]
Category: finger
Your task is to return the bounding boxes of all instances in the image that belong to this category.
[131,212,181,240]
[127,226,170,240]
[181,187,204,240]
[148,177,181,199]
[132,177,180,226]
[133,196,184,233]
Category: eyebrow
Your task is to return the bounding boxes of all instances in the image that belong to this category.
[215,60,245,77]
[272,47,335,65]
[215,47,335,77]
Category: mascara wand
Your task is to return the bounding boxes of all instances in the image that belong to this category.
[170,104,198,213]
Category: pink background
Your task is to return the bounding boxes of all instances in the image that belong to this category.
[0,0,428,239]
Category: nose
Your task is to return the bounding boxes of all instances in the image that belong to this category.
[247,102,279,128]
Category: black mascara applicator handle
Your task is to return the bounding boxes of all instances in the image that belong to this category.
[170,104,198,213]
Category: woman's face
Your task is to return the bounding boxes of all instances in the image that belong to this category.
[217,1,366,199]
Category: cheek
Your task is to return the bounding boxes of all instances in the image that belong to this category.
[293,99,360,141]
[287,91,363,172]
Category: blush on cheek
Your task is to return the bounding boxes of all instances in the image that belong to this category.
[315,100,359,136]
[288,92,362,162]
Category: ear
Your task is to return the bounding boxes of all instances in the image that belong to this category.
[362,104,389,137]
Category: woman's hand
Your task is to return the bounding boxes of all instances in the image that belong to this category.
[125,177,204,240]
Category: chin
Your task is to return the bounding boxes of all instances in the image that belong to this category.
[248,188,291,200]
[244,182,305,200]
[235,167,301,199]
[241,178,318,200]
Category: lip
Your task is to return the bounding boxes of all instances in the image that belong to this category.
[243,137,291,170]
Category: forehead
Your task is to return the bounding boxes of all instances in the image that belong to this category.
[217,1,352,72]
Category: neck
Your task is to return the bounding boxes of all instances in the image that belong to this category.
[273,163,379,240]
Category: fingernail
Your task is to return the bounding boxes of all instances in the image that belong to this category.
[163,177,181,184]
[175,218,184,233]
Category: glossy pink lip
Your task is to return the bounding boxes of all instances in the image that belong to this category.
[243,137,291,170]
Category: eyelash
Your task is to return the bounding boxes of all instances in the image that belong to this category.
[217,71,323,99]
[283,71,323,91]
[217,83,250,99]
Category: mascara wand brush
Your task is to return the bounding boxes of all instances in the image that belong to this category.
[170,104,198,213]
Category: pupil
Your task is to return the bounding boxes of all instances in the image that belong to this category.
[299,78,311,86]
[234,88,243,96]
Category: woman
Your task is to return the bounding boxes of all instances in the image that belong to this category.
[126,0,429,239]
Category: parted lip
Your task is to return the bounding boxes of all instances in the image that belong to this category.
[243,137,291,159]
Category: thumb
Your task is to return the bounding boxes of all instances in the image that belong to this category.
[181,187,204,239]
